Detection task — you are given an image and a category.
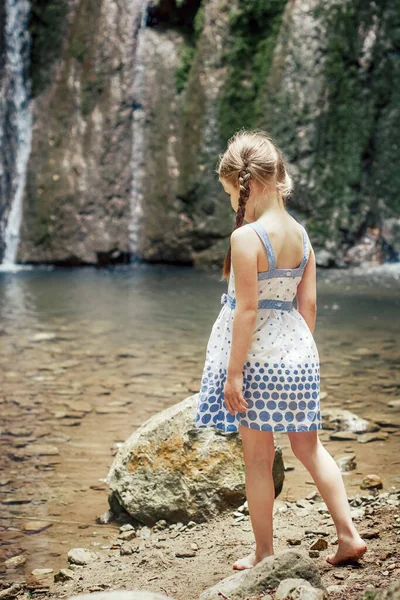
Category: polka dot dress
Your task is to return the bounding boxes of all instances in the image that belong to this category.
[194,220,322,433]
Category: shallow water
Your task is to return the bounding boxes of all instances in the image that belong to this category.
[0,262,399,582]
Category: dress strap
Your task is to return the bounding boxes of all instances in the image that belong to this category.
[247,221,276,271]
[299,225,310,269]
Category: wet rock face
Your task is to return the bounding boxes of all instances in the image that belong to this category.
[261,0,400,261]
[105,393,285,526]
[18,0,139,266]
[12,0,400,266]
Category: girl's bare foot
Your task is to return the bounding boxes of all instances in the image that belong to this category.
[232,550,273,570]
[326,534,367,566]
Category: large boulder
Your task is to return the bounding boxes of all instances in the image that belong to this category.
[105,393,285,526]
[198,549,326,600]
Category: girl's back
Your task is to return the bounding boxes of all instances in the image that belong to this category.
[255,214,305,272]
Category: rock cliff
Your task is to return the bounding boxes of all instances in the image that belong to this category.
[2,0,398,266]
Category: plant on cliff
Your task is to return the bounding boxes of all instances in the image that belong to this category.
[29,0,68,96]
[217,0,288,142]
[309,0,400,245]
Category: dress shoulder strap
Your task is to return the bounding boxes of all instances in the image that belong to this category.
[299,225,310,269]
[247,221,276,271]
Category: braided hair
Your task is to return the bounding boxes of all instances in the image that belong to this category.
[216,128,293,280]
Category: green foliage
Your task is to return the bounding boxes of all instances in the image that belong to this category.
[174,2,205,94]
[176,43,196,94]
[217,0,288,141]
[307,0,400,241]
[193,3,205,41]
[29,0,68,96]
[68,39,86,63]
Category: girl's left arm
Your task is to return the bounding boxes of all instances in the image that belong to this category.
[224,227,259,415]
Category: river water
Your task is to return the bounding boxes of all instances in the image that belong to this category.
[0,262,399,582]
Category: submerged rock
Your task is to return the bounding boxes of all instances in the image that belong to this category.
[322,408,378,433]
[105,394,284,526]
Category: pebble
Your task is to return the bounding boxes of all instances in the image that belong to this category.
[54,568,75,582]
[358,432,389,443]
[360,474,383,490]
[31,568,53,576]
[30,332,57,342]
[117,530,137,541]
[309,538,328,550]
[330,432,358,441]
[388,399,400,408]
[67,548,99,565]
[336,454,357,472]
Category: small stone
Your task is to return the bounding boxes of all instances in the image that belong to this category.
[309,550,320,558]
[310,538,328,551]
[22,521,52,533]
[358,432,389,443]
[350,507,365,520]
[175,550,196,558]
[54,568,75,582]
[97,509,115,524]
[120,543,135,556]
[304,530,329,537]
[287,538,302,545]
[31,568,53,576]
[330,432,358,441]
[119,523,135,532]
[30,332,57,342]
[388,399,400,408]
[117,530,136,541]
[67,548,98,565]
[336,454,356,472]
[360,474,383,490]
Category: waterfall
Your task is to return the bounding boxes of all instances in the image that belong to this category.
[0,0,32,269]
[128,0,149,261]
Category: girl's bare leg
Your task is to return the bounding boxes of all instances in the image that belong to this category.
[287,430,367,565]
[233,425,275,570]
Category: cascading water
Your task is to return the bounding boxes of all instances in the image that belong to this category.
[0,0,32,269]
[128,0,149,262]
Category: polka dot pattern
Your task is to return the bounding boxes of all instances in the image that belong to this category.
[194,221,322,433]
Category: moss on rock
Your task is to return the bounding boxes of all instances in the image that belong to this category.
[29,0,69,96]
[217,0,288,141]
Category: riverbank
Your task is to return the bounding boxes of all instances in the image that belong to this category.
[2,488,399,599]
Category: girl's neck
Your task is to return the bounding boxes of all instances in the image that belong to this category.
[247,195,286,222]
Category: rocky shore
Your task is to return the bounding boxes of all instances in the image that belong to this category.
[1,487,399,600]
[2,395,400,600]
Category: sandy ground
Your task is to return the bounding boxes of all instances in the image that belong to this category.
[3,489,399,600]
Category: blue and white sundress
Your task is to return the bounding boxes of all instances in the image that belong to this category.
[194,220,322,433]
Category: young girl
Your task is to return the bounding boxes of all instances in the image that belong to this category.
[194,128,367,570]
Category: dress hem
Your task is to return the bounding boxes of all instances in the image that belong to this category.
[194,421,323,433]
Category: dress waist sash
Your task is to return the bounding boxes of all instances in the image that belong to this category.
[221,292,293,311]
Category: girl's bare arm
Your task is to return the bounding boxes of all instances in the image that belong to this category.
[227,227,259,377]
[296,243,317,334]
